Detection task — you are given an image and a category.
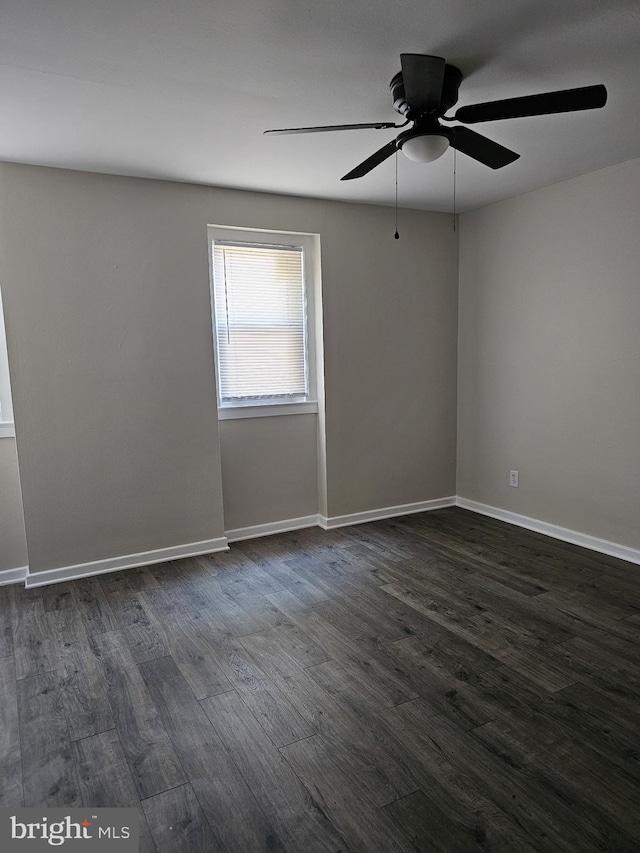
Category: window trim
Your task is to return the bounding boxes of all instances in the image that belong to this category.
[208,225,319,419]
[0,287,15,439]
[217,400,318,421]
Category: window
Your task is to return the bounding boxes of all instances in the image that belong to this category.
[0,288,15,437]
[208,226,319,419]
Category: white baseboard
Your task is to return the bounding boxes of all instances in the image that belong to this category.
[227,498,459,541]
[319,496,457,530]
[0,566,28,586]
[22,495,637,587]
[456,497,640,567]
[24,537,229,588]
[226,515,320,543]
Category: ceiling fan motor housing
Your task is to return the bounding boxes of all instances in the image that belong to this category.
[390,64,462,119]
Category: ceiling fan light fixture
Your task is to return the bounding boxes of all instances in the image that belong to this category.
[399,133,450,163]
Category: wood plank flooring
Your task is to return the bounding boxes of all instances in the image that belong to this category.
[1,507,640,851]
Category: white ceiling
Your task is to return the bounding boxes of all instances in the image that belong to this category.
[1,0,639,212]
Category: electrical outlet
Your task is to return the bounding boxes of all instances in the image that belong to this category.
[510,470,519,488]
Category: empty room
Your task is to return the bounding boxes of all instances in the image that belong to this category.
[1,1,639,851]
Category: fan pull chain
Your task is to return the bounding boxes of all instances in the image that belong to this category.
[453,147,457,232]
[394,149,399,240]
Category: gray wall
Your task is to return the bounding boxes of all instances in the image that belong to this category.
[0,163,226,573]
[5,154,637,570]
[0,162,459,573]
[320,204,458,516]
[458,157,640,550]
[0,439,28,571]
[219,416,319,532]
[199,188,460,523]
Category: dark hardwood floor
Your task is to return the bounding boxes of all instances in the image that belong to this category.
[1,507,639,851]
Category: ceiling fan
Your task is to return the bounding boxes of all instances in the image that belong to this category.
[264,54,607,180]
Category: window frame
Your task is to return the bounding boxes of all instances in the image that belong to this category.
[208,225,319,421]
[0,287,15,438]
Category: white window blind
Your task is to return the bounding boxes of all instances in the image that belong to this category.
[0,288,14,430]
[212,240,309,404]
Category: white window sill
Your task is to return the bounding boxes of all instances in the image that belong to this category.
[218,401,318,420]
[0,422,15,438]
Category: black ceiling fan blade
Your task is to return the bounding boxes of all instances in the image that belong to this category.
[455,84,607,124]
[264,122,399,136]
[400,54,446,114]
[451,126,520,169]
[341,139,398,181]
